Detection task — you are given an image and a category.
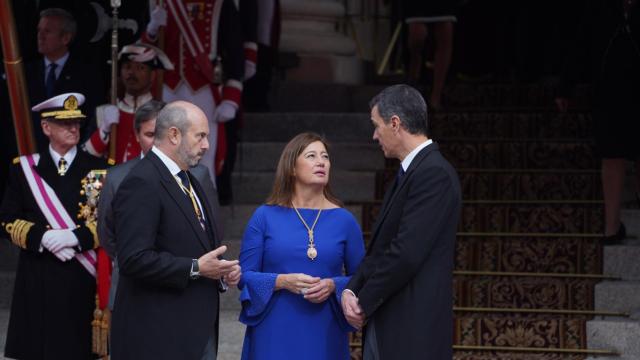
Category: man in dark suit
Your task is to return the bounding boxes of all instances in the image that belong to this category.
[27,7,104,151]
[97,100,223,309]
[111,101,241,360]
[0,92,107,359]
[341,84,461,359]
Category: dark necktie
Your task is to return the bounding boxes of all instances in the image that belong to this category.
[396,166,406,184]
[177,170,190,190]
[45,63,58,98]
[177,171,206,229]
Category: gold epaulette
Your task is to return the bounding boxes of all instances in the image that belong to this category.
[12,157,20,165]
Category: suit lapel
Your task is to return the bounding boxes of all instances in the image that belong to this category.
[369,143,438,249]
[55,55,74,90]
[147,152,212,252]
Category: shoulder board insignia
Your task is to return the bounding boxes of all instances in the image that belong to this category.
[12,157,20,165]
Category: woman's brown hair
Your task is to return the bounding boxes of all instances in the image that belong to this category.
[265,132,343,207]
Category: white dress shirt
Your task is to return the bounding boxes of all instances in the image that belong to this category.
[400,139,433,172]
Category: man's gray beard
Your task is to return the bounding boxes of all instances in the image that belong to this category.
[177,142,201,168]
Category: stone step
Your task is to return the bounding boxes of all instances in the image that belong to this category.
[456,236,601,274]
[454,314,589,350]
[603,243,640,281]
[594,281,640,314]
[234,142,385,172]
[0,271,15,310]
[455,276,597,310]
[374,169,602,201]
[586,317,640,360]
[266,82,591,112]
[440,141,597,170]
[231,170,375,204]
[362,202,604,234]
[460,172,639,205]
[235,139,599,170]
[242,112,593,142]
[456,353,585,360]
[430,112,593,139]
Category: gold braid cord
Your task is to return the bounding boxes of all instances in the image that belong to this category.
[84,221,100,249]
[92,295,104,355]
[3,219,34,249]
[80,169,107,356]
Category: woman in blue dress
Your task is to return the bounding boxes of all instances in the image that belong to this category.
[238,132,365,360]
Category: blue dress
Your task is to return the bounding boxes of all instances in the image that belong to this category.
[238,205,365,360]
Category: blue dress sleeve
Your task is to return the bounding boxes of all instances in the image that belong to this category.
[329,212,365,331]
[238,206,279,326]
[332,213,365,302]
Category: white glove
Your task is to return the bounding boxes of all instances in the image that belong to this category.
[213,100,238,123]
[96,104,120,134]
[41,229,79,253]
[147,6,168,37]
[53,247,76,262]
[244,60,257,81]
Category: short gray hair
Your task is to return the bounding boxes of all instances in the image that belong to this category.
[134,100,165,133]
[40,8,77,40]
[369,84,428,136]
[154,103,191,141]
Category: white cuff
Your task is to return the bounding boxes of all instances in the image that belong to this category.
[342,289,357,298]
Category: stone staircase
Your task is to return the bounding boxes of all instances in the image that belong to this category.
[2,82,640,359]
[221,82,640,359]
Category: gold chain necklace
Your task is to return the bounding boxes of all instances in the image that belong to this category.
[292,204,322,260]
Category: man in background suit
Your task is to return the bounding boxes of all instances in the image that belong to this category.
[341,84,461,359]
[26,7,104,151]
[111,101,240,359]
[97,100,223,310]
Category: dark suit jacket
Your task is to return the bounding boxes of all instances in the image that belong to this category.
[347,143,461,360]
[110,151,221,360]
[26,53,105,151]
[98,157,222,309]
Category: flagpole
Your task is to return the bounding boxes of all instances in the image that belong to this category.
[107,0,121,165]
[0,0,36,155]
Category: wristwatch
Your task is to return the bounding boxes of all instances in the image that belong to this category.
[190,259,200,280]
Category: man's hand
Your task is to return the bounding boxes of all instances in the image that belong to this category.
[147,5,168,37]
[197,245,239,280]
[223,264,242,287]
[303,278,335,303]
[275,273,320,295]
[53,247,76,262]
[341,289,365,330]
[41,229,79,253]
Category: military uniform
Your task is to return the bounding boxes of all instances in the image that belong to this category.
[0,93,108,359]
[142,0,244,180]
[84,43,173,165]
[85,92,153,164]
